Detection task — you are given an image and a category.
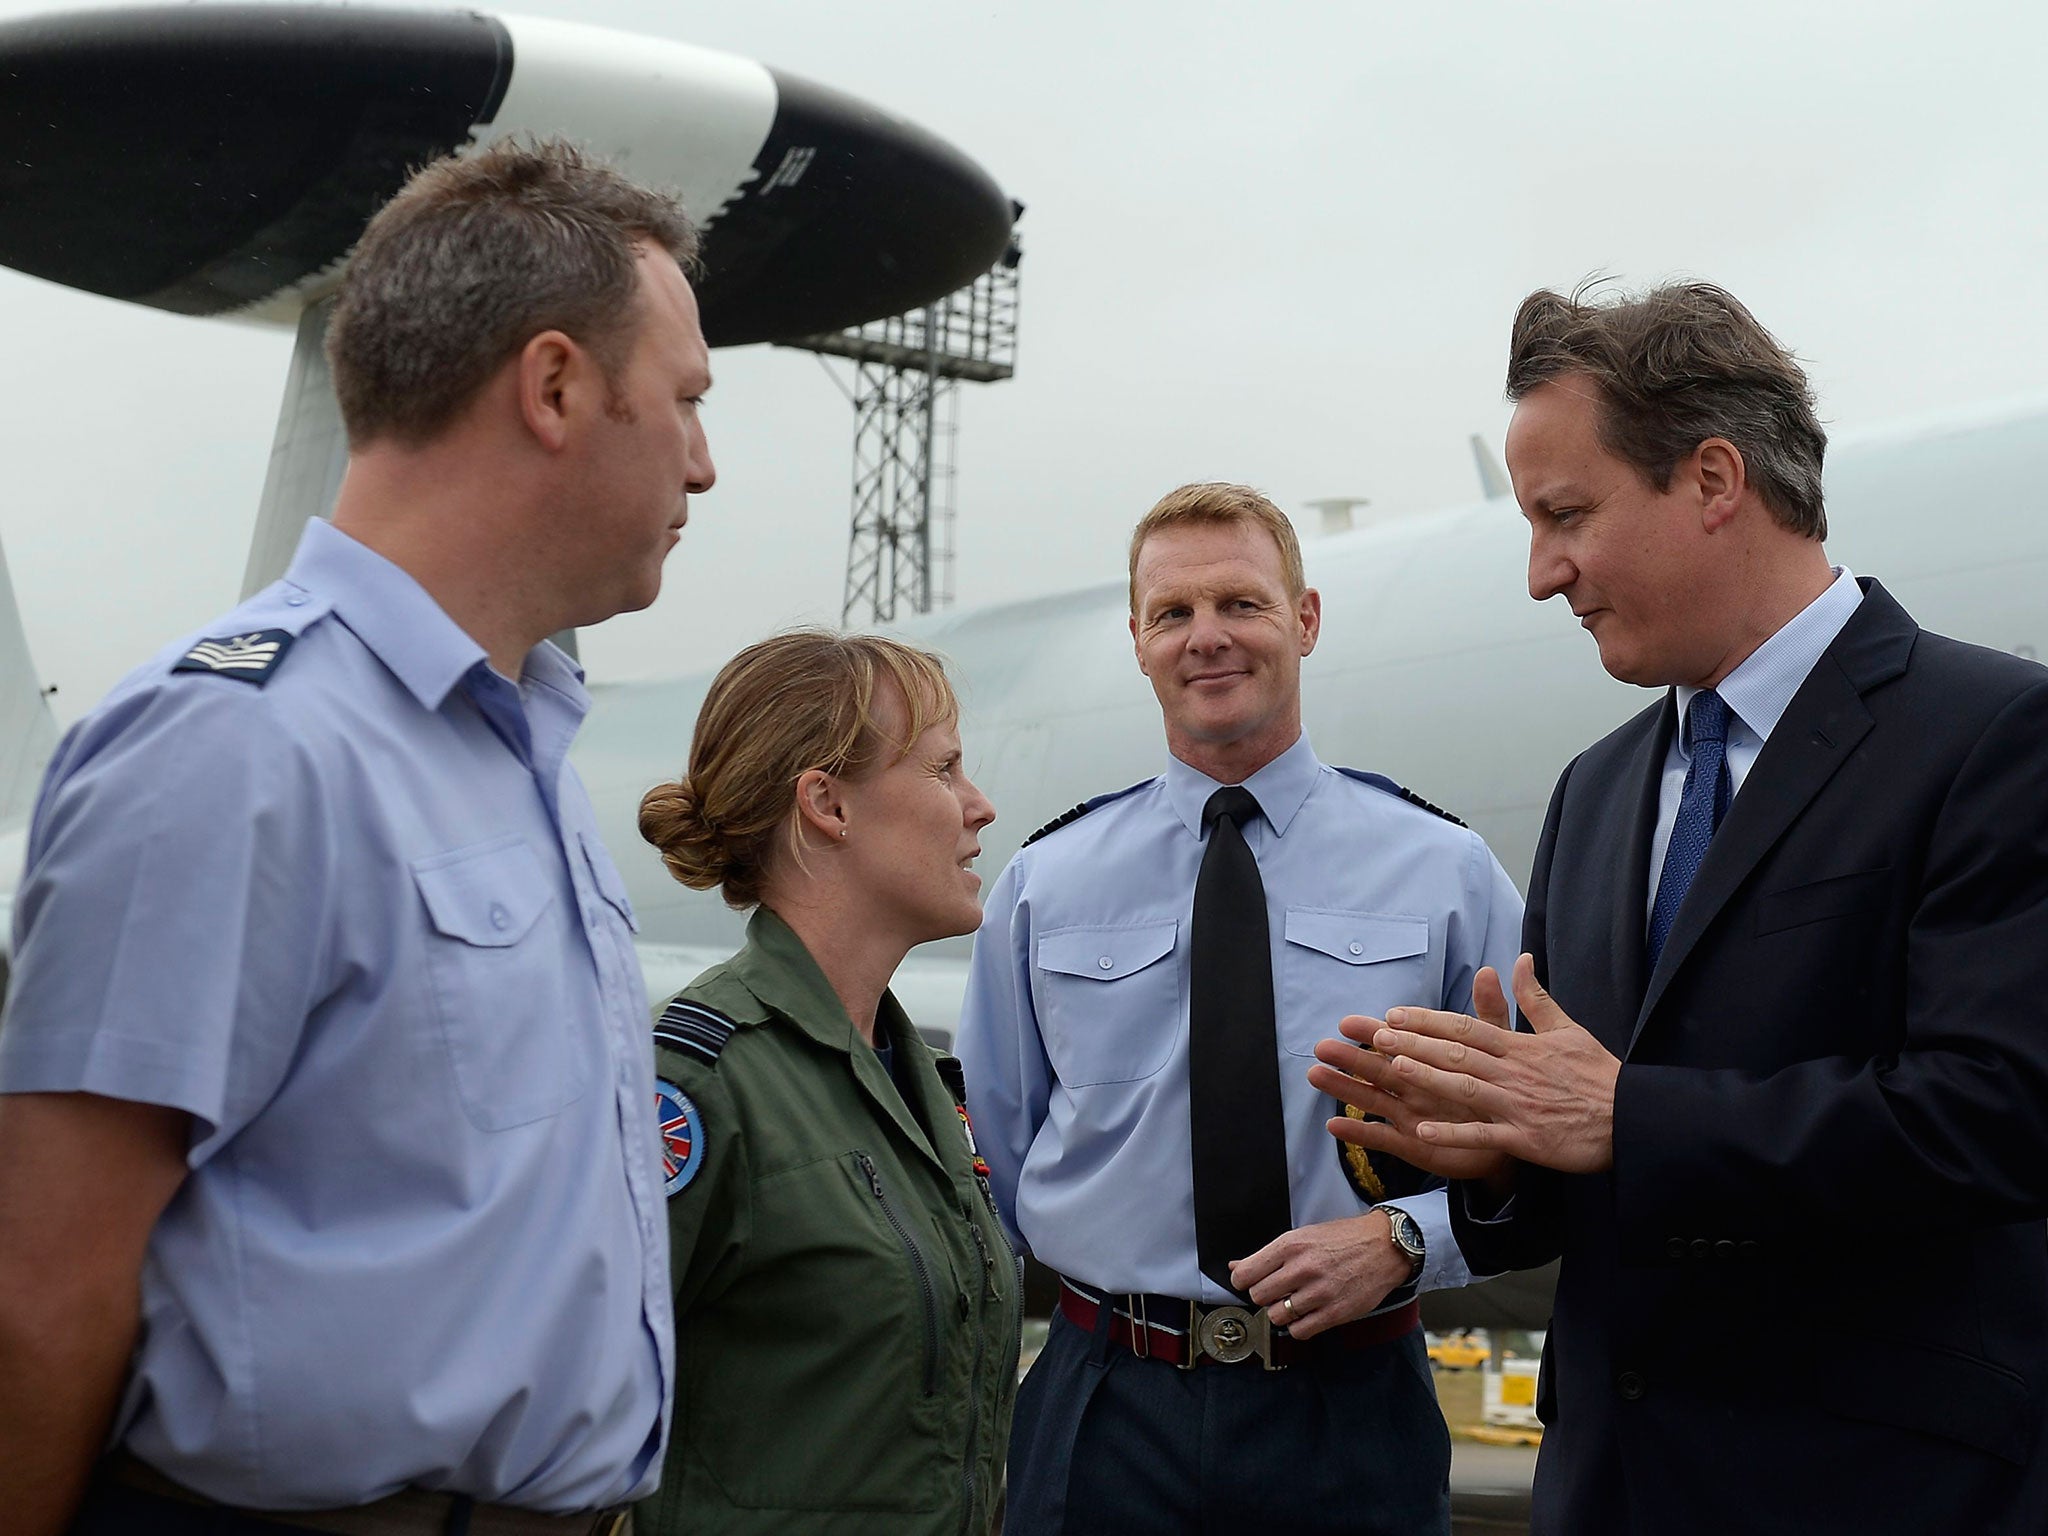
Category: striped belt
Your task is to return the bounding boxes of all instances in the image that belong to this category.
[1058,1275,1420,1371]
[107,1452,632,1536]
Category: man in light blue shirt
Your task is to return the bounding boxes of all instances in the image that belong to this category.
[0,140,715,1534]
[957,483,1522,1535]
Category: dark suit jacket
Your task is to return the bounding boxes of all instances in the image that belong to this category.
[1452,581,2048,1536]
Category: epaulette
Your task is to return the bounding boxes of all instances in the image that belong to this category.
[1020,779,1151,848]
[653,997,741,1066]
[1332,767,1468,828]
[169,629,299,687]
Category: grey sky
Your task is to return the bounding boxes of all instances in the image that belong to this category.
[4,0,2045,726]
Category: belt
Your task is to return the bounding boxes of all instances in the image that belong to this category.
[107,1452,633,1536]
[1058,1276,1419,1371]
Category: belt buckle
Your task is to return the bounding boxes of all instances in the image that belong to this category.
[591,1509,631,1536]
[1188,1301,1286,1372]
[1130,1292,1151,1360]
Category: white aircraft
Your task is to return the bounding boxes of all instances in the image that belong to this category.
[5,8,2048,1032]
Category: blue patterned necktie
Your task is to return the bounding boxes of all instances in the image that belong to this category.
[1648,689,1732,966]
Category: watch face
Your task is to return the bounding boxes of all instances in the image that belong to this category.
[1389,1210,1424,1259]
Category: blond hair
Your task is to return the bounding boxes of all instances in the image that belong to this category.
[1127,482,1306,612]
[638,630,958,910]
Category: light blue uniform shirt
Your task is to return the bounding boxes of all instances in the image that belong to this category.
[956,733,1524,1303]
[1646,567,1865,925]
[0,520,670,1511]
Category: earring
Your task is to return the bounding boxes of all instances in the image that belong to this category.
[839,828,848,839]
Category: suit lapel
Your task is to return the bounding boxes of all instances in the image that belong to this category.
[1627,580,1916,1053]
[1598,698,1669,1047]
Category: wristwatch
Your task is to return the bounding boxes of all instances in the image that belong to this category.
[1383,1206,1426,1278]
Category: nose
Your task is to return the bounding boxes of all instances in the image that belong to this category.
[1185,606,1230,654]
[960,772,996,833]
[687,422,717,496]
[1526,528,1571,603]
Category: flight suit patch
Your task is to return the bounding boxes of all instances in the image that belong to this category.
[656,1078,705,1195]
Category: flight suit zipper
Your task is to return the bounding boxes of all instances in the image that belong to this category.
[855,1150,940,1398]
[961,1192,1023,1534]
[961,1212,992,1534]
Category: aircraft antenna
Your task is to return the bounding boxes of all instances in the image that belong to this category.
[778,209,1023,625]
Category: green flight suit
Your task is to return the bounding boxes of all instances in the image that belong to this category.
[638,908,1022,1536]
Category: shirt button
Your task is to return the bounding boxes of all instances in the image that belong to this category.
[1348,942,1364,956]
[489,903,510,930]
[285,593,307,607]
[1616,1370,1647,1401]
[1098,956,1113,970]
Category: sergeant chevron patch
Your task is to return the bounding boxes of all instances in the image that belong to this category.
[171,630,297,686]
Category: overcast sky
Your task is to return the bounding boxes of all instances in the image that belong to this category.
[4,0,2045,725]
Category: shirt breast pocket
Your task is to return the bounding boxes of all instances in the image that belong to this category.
[412,835,591,1131]
[1277,908,1433,1057]
[1034,921,1180,1086]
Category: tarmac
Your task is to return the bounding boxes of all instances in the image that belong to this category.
[1450,1441,1538,1534]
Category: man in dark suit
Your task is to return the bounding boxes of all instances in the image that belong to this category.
[1310,282,2048,1535]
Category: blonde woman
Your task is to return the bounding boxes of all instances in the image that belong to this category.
[635,630,1019,1536]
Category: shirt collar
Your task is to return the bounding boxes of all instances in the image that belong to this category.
[1163,730,1321,838]
[729,906,911,1056]
[282,519,587,712]
[1675,565,1862,755]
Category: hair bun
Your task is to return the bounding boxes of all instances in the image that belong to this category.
[638,778,729,891]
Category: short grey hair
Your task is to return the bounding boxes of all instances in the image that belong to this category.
[326,137,699,448]
[1506,280,1828,540]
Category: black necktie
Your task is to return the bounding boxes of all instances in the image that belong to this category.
[1189,785,1293,1294]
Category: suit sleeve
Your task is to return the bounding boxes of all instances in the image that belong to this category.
[954,854,1050,1254]
[1449,759,1574,1275]
[1385,826,1529,1289]
[1613,677,2048,1256]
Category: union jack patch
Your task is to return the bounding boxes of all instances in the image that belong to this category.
[656,1078,705,1196]
[171,629,297,686]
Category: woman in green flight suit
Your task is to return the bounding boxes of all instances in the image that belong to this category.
[634,630,1021,1536]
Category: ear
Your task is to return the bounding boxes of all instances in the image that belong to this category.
[516,330,584,453]
[793,767,849,842]
[1129,612,1149,676]
[1297,587,1322,657]
[1694,437,1746,534]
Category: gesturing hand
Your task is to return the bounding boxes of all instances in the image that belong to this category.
[1369,953,1619,1175]
[1308,965,1517,1186]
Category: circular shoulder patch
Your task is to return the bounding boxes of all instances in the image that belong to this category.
[656,1079,706,1196]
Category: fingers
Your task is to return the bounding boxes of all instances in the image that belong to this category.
[1306,1065,1403,1122]
[1227,1234,1290,1293]
[1337,1013,1387,1045]
[1383,1051,1515,1119]
[1512,952,1567,1032]
[1415,1118,1515,1155]
[1473,966,1511,1030]
[1324,1114,1423,1155]
[1380,1003,1513,1057]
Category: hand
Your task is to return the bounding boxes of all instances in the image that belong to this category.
[1308,966,1517,1187]
[1228,1211,1411,1339]
[1371,953,1619,1174]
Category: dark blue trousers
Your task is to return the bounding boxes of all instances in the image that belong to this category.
[1007,1306,1451,1535]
